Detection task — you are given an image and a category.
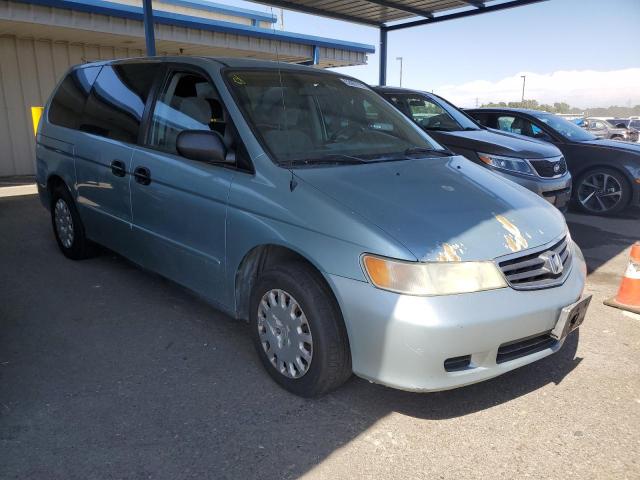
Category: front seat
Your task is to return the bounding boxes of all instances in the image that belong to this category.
[179,97,212,128]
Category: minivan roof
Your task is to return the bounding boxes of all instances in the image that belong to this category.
[73,56,332,73]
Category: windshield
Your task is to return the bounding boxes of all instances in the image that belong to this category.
[530,111,597,141]
[225,70,445,165]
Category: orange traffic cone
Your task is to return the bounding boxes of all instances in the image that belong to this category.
[604,242,640,315]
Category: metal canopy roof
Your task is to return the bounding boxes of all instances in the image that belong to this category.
[250,0,547,86]
[253,0,546,28]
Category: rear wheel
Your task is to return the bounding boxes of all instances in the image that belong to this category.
[575,168,630,216]
[250,262,351,397]
[51,185,95,259]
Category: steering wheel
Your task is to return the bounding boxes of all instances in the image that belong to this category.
[329,124,365,142]
[425,114,445,129]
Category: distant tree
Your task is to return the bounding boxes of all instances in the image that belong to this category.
[553,102,571,114]
[478,101,640,117]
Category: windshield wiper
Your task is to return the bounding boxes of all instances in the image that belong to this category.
[403,147,454,157]
[281,154,367,167]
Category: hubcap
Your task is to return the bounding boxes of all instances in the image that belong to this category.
[54,198,74,248]
[257,289,313,379]
[577,172,622,213]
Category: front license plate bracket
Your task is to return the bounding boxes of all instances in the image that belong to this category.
[550,295,592,340]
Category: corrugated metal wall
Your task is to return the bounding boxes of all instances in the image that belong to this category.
[0,36,143,177]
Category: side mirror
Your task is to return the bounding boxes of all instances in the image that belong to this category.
[176,130,230,164]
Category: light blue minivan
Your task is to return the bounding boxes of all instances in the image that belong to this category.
[36,57,590,397]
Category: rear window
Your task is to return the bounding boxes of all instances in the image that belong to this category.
[79,63,161,144]
[48,66,100,130]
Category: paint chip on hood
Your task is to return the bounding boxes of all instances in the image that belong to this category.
[495,214,529,253]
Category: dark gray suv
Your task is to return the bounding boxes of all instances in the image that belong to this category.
[374,87,572,210]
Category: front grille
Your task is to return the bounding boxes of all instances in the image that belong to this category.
[497,235,572,290]
[529,156,567,178]
[496,333,557,364]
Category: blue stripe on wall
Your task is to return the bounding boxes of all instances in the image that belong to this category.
[11,0,375,53]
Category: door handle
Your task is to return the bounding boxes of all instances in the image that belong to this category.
[134,166,151,185]
[110,160,126,177]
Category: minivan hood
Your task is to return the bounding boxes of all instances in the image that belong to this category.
[429,128,561,159]
[293,156,566,262]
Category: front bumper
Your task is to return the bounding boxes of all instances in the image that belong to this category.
[327,243,587,392]
[492,170,572,210]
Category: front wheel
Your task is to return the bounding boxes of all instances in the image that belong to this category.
[250,262,351,397]
[574,168,630,216]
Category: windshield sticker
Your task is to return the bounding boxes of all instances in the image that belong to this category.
[340,78,368,89]
[231,75,247,86]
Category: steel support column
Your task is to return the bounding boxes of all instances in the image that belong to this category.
[142,0,156,56]
[379,27,387,86]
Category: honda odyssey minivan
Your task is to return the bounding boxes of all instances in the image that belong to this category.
[36,57,589,397]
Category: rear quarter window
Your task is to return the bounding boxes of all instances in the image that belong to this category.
[48,66,101,130]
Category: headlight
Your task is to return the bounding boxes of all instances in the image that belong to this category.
[362,254,507,296]
[477,152,535,176]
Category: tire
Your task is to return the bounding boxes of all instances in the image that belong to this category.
[250,261,352,397]
[574,167,630,216]
[50,184,96,260]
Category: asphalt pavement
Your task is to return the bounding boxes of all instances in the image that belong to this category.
[1,191,639,479]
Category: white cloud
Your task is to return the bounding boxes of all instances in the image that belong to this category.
[433,69,640,109]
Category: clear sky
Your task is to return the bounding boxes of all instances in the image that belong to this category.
[221,0,640,107]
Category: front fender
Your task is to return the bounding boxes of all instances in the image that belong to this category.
[223,165,416,309]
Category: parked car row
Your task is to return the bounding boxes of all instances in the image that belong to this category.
[467,108,640,215]
[38,58,590,397]
[584,118,639,142]
[572,117,639,142]
[368,86,640,216]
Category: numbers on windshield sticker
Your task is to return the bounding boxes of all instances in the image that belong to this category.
[232,75,247,86]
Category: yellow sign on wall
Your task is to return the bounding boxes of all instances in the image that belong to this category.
[31,106,44,136]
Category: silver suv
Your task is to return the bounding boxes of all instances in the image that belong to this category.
[585,118,638,142]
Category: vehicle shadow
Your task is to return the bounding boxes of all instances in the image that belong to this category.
[565,207,639,274]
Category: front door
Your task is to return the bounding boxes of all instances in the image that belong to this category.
[129,69,235,305]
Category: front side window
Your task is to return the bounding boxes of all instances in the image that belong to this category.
[225,70,443,166]
[48,66,100,130]
[496,115,550,140]
[149,72,226,154]
[497,115,517,133]
[406,96,456,130]
[79,63,160,143]
[386,94,480,132]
